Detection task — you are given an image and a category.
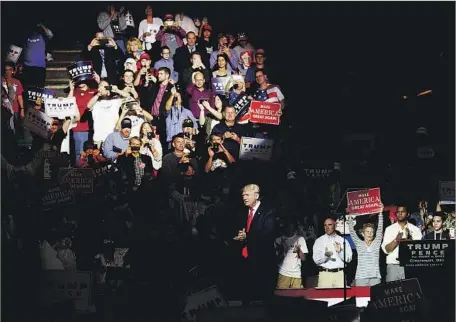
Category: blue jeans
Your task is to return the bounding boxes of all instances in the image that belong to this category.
[73,131,89,160]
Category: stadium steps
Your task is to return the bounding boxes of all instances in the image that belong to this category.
[45,49,83,97]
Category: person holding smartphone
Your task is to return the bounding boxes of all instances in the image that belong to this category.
[139,121,162,172]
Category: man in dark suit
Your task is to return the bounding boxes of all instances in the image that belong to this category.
[83,32,124,85]
[173,31,208,85]
[233,184,277,304]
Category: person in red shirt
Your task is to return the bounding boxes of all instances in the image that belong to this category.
[68,75,100,161]
[2,62,25,135]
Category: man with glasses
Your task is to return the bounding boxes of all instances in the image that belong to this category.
[154,46,178,84]
[381,204,422,282]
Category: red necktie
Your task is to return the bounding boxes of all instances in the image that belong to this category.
[242,208,254,258]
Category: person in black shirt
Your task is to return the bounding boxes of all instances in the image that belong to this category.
[211,106,246,159]
[423,212,451,240]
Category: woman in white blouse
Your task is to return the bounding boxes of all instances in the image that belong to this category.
[138,122,162,173]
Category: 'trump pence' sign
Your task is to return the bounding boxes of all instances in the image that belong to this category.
[239,137,274,161]
[45,97,77,119]
[347,187,382,215]
[67,61,94,84]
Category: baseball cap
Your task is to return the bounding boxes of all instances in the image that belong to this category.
[164,14,174,21]
[256,49,266,56]
[121,118,132,129]
[237,32,248,41]
[139,52,151,61]
[202,24,212,32]
[83,140,95,151]
[182,118,194,128]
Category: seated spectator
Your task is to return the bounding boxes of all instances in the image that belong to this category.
[85,32,123,85]
[186,71,215,119]
[87,81,129,148]
[174,32,208,79]
[118,69,139,100]
[117,136,154,191]
[156,14,186,58]
[97,5,128,54]
[2,62,24,137]
[77,141,107,168]
[154,46,179,84]
[102,118,132,162]
[211,106,246,159]
[161,133,199,195]
[139,122,162,172]
[165,88,199,146]
[209,33,239,72]
[116,99,153,137]
[245,49,272,88]
[68,76,100,161]
[182,52,211,90]
[275,220,308,289]
[138,5,163,54]
[233,32,255,62]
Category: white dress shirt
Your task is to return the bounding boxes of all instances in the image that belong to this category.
[313,234,353,269]
[381,222,422,264]
[249,201,261,219]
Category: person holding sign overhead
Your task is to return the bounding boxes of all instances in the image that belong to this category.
[381,204,422,282]
[347,205,384,286]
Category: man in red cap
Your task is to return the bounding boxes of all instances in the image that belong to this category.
[156,14,186,58]
[199,24,217,62]
[245,49,273,89]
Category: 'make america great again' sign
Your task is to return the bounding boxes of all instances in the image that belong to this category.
[347,187,382,215]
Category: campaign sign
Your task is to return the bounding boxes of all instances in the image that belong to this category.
[399,240,455,269]
[249,100,281,125]
[5,44,22,63]
[347,188,382,215]
[211,77,226,95]
[59,168,94,194]
[181,285,228,321]
[368,278,425,322]
[302,168,333,178]
[42,183,75,210]
[125,11,135,27]
[439,181,455,204]
[38,270,92,312]
[27,87,57,106]
[239,137,274,161]
[23,108,53,138]
[232,93,251,123]
[45,97,77,119]
[67,61,94,84]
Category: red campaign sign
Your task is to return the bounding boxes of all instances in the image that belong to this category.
[347,187,382,215]
[249,101,281,125]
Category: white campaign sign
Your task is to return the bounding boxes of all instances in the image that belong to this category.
[239,137,274,161]
[23,108,53,138]
[439,181,455,204]
[125,11,135,27]
[45,97,77,119]
[5,44,22,63]
[182,286,228,321]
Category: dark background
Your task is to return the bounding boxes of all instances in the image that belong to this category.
[1,1,455,166]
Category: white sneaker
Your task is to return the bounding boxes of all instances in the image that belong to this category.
[46,53,54,61]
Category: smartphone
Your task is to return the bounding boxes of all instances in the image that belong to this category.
[98,39,108,47]
[147,132,155,140]
[198,98,209,105]
[105,85,113,91]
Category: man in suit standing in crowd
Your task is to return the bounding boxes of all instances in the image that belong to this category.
[233,184,277,304]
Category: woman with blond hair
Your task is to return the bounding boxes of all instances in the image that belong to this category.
[126,37,144,64]
[348,207,384,286]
